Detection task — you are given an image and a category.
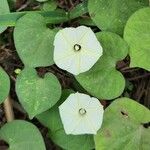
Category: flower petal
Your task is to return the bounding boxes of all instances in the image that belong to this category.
[59,92,104,135]
[54,26,103,75]
[70,117,96,135]
[54,30,74,62]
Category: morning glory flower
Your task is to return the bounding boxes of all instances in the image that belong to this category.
[54,26,103,75]
[59,92,104,135]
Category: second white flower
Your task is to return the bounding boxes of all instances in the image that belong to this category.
[59,92,104,135]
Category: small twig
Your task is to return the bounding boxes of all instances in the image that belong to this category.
[120,67,138,72]
[68,0,74,7]
[127,73,150,81]
[3,96,14,122]
[16,1,30,12]
[10,75,16,82]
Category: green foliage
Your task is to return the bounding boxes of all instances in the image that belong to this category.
[0,10,68,27]
[36,0,48,2]
[0,67,10,104]
[76,32,128,100]
[42,0,57,11]
[94,97,150,150]
[37,90,95,150]
[0,0,10,34]
[0,0,149,149]
[124,7,150,71]
[16,68,61,119]
[69,0,88,19]
[7,0,17,10]
[0,120,46,150]
[88,0,149,35]
[0,2,87,29]
[14,13,55,67]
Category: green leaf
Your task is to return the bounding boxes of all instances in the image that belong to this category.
[88,0,149,35]
[0,2,87,28]
[69,1,88,20]
[0,120,46,150]
[124,7,150,71]
[0,10,68,27]
[78,18,95,26]
[37,89,73,132]
[49,129,94,150]
[16,67,61,119]
[94,97,150,150]
[76,32,128,100]
[0,67,10,104]
[0,0,10,34]
[7,0,17,7]
[42,0,57,11]
[37,89,95,150]
[14,13,55,67]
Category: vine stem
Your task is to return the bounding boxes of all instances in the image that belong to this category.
[3,96,14,122]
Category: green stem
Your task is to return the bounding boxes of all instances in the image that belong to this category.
[0,10,68,27]
[0,2,88,27]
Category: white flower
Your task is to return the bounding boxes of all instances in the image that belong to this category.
[59,92,104,135]
[54,26,103,75]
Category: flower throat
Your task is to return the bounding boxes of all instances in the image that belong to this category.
[74,44,81,51]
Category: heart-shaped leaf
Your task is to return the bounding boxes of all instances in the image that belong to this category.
[88,0,149,35]
[0,67,10,104]
[94,98,150,150]
[16,68,61,119]
[37,89,95,150]
[124,7,150,71]
[14,13,55,67]
[0,120,46,150]
[0,0,10,34]
[76,32,128,100]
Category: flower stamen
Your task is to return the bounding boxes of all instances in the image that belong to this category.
[79,108,86,115]
[74,44,81,51]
